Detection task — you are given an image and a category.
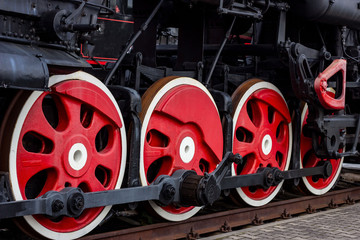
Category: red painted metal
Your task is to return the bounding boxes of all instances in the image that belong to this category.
[144,84,223,215]
[17,80,123,232]
[233,88,291,200]
[314,59,346,110]
[300,108,342,190]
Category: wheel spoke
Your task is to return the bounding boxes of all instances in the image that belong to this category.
[237,108,259,136]
[144,144,172,169]
[57,95,82,130]
[85,175,107,192]
[147,111,182,141]
[3,76,126,238]
[143,112,178,169]
[18,151,56,168]
[270,111,284,134]
[198,142,218,164]
[301,136,313,156]
[140,77,223,220]
[273,141,288,157]
[233,141,256,157]
[303,153,318,168]
[300,104,343,194]
[240,156,259,175]
[255,100,269,128]
[192,142,219,173]
[94,148,121,172]
[232,79,291,206]
[22,104,58,142]
[17,152,56,184]
[46,173,66,192]
[86,111,108,141]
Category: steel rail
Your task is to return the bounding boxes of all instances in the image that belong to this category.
[81,186,360,240]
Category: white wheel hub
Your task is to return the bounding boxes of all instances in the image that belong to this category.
[179,136,195,163]
[261,134,272,156]
[68,143,88,171]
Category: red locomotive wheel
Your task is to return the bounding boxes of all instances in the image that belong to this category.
[140,76,223,221]
[0,72,127,239]
[300,104,343,195]
[231,79,292,206]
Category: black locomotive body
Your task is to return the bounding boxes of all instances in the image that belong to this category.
[0,0,360,239]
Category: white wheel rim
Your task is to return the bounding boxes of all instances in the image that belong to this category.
[140,77,219,221]
[232,81,292,207]
[8,71,127,240]
[300,104,344,195]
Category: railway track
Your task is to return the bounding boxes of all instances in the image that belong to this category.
[80,185,360,240]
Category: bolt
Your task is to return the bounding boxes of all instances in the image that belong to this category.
[275,172,284,181]
[73,196,84,210]
[231,153,242,164]
[52,200,64,212]
[164,186,176,200]
[324,52,331,60]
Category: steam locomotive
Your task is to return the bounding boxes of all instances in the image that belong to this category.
[0,0,359,239]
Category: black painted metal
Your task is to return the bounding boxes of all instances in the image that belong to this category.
[0,41,90,90]
[0,151,334,219]
[290,0,360,30]
[0,173,11,204]
[289,100,301,187]
[218,0,262,19]
[108,86,142,193]
[104,0,164,85]
[0,0,103,47]
[174,4,205,71]
[4,0,360,237]
[210,89,233,155]
[0,184,164,219]
[205,16,236,87]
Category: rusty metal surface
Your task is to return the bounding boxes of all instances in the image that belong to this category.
[81,187,360,240]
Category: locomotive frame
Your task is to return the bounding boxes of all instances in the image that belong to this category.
[1,0,360,239]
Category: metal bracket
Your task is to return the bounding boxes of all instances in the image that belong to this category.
[314,59,346,110]
[0,172,11,203]
[218,0,262,19]
[210,89,233,154]
[108,86,142,209]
